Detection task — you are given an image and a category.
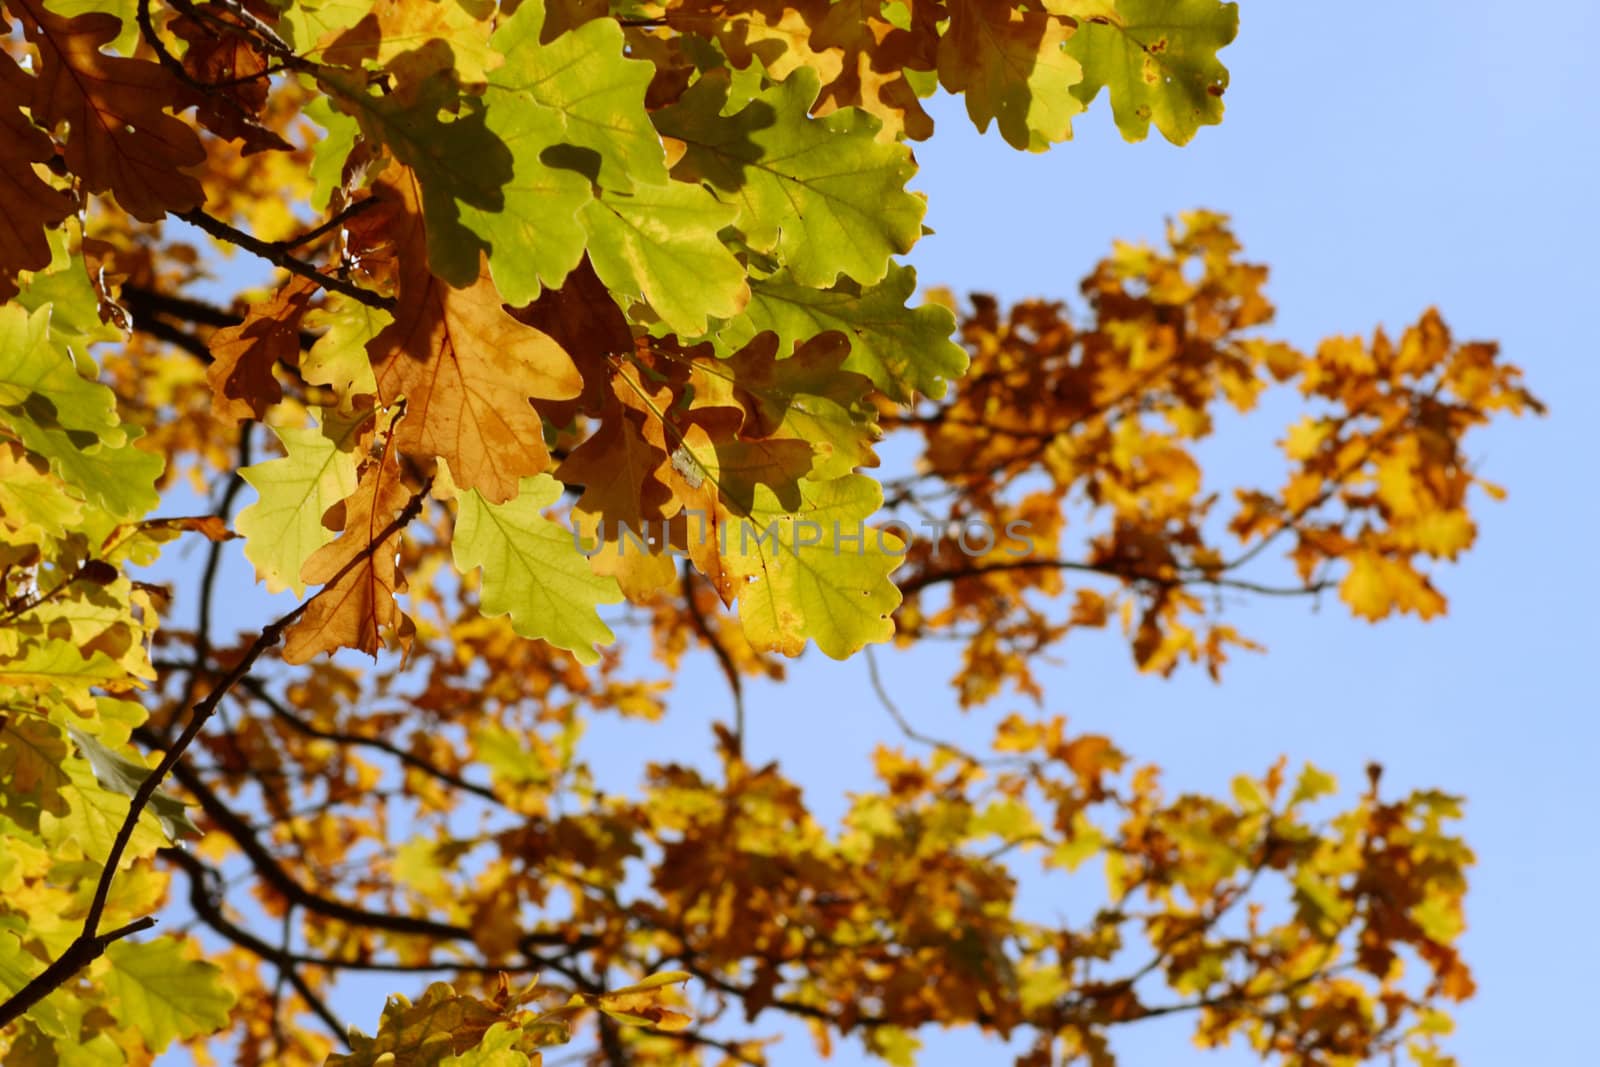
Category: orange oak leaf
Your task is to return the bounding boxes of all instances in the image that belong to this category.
[367,173,583,504]
[206,275,319,423]
[0,49,74,298]
[282,454,415,663]
[15,0,206,221]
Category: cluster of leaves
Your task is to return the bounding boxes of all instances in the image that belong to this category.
[0,0,1542,1065]
[888,212,1543,703]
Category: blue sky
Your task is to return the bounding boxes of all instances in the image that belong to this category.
[156,3,1597,1063]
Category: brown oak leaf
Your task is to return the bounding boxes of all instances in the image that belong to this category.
[0,50,74,299]
[16,0,206,221]
[206,274,319,423]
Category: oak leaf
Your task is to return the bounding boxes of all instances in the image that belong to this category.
[656,66,923,287]
[236,414,365,597]
[938,0,1083,150]
[1059,0,1239,144]
[580,180,749,336]
[15,0,205,221]
[451,474,623,665]
[205,275,320,423]
[712,264,967,402]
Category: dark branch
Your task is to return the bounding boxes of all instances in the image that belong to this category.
[235,674,502,803]
[175,208,393,310]
[0,917,156,1028]
[277,198,377,252]
[898,556,1329,599]
[681,562,745,759]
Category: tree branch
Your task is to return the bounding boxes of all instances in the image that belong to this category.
[897,556,1329,599]
[144,731,594,955]
[0,917,156,1028]
[175,208,393,310]
[681,562,745,760]
[119,284,321,360]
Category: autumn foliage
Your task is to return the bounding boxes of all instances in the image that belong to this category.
[0,1,1542,1066]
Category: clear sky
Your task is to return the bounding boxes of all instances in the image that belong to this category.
[158,3,1597,1064]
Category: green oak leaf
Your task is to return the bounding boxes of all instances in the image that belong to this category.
[439,1022,534,1065]
[0,301,162,522]
[0,304,125,447]
[581,182,748,336]
[300,296,385,403]
[454,94,588,305]
[451,474,623,665]
[0,640,130,692]
[14,231,123,365]
[0,713,70,820]
[0,927,41,1000]
[726,474,903,659]
[305,96,360,211]
[39,429,161,525]
[489,0,667,192]
[276,0,371,53]
[236,415,364,597]
[39,760,166,863]
[66,726,199,841]
[47,1030,124,1067]
[10,575,153,684]
[451,3,607,305]
[0,921,117,1062]
[48,0,138,53]
[0,448,82,542]
[656,68,924,288]
[103,936,235,1054]
[712,264,967,402]
[1059,0,1239,144]
[447,0,696,301]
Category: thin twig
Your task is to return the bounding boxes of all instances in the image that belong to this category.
[180,423,252,712]
[235,674,501,802]
[680,562,745,759]
[864,646,1027,770]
